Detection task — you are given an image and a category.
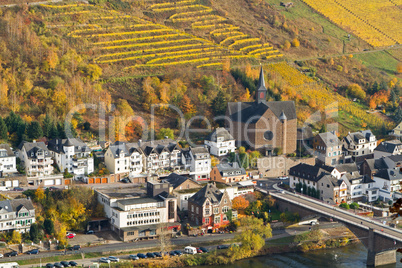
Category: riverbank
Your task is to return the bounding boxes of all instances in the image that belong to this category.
[95,225,358,268]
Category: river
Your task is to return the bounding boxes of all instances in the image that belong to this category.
[203,243,402,268]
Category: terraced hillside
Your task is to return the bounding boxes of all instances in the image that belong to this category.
[147,0,283,60]
[301,0,401,47]
[38,1,282,75]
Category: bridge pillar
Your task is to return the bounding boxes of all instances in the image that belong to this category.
[366,228,396,267]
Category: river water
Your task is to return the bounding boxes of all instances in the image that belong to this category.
[203,243,402,268]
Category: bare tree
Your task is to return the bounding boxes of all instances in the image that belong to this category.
[158,222,172,258]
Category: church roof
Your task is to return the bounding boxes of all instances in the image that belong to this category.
[227,101,296,123]
[257,66,267,92]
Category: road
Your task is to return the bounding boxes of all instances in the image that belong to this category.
[257,182,402,243]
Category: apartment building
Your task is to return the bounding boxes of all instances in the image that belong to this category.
[48,138,94,177]
[18,141,53,177]
[182,147,211,181]
[0,144,17,175]
[140,139,182,173]
[312,131,343,166]
[343,130,377,163]
[210,162,248,184]
[204,128,236,157]
[0,198,35,233]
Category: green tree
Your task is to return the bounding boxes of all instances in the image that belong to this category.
[236,216,272,255]
[44,219,55,235]
[29,223,41,243]
[211,90,227,126]
[350,202,359,210]
[156,128,174,140]
[49,123,59,139]
[0,117,8,141]
[42,114,52,138]
[83,122,91,131]
[27,121,43,140]
[339,203,350,209]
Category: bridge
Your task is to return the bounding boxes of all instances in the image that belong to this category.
[256,185,402,267]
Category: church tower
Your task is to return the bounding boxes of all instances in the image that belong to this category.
[256,66,267,104]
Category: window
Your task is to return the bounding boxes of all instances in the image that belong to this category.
[214,208,219,214]
[205,208,210,215]
[214,216,220,223]
[224,199,227,204]
[196,207,199,214]
[205,218,210,225]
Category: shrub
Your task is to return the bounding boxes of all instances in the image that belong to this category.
[339,203,350,209]
[291,38,300,47]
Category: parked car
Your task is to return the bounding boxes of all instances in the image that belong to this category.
[53,263,63,268]
[128,254,139,260]
[137,253,147,259]
[153,252,162,258]
[174,250,183,256]
[0,253,3,258]
[60,261,70,267]
[69,261,78,267]
[13,187,24,191]
[217,245,229,250]
[184,246,197,255]
[99,257,110,263]
[26,249,39,255]
[199,247,209,253]
[49,186,59,191]
[46,263,55,268]
[84,230,94,235]
[146,252,155,258]
[5,251,18,257]
[196,248,203,254]
[169,251,177,257]
[72,245,81,250]
[108,256,119,262]
[120,178,131,183]
[66,233,75,239]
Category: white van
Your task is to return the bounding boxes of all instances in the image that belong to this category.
[184,246,197,255]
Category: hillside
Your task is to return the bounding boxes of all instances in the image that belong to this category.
[0,0,400,144]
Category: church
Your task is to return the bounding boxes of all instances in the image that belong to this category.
[226,67,297,155]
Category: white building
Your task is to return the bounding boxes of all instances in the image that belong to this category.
[104,141,130,176]
[47,138,94,177]
[373,140,402,159]
[0,144,17,175]
[341,173,378,202]
[182,147,211,181]
[140,139,182,174]
[373,168,402,202]
[18,141,53,177]
[204,128,236,157]
[96,182,179,242]
[0,198,35,233]
[126,143,144,178]
[343,130,377,162]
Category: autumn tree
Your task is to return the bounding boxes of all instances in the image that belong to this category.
[156,128,174,140]
[116,99,134,117]
[291,38,300,47]
[180,95,196,116]
[346,83,366,100]
[159,222,172,258]
[232,196,250,213]
[211,155,219,167]
[84,64,102,81]
[142,77,158,110]
[397,62,402,74]
[35,187,45,202]
[283,40,291,50]
[236,216,272,256]
[240,89,251,102]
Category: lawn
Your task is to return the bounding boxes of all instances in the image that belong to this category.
[354,51,399,75]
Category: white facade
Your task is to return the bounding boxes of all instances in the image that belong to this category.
[128,150,143,178]
[204,128,236,157]
[0,145,17,174]
[0,199,35,233]
[182,147,211,181]
[373,173,402,202]
[18,141,53,178]
[343,130,377,158]
[48,139,94,177]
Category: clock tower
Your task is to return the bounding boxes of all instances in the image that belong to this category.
[256,66,267,104]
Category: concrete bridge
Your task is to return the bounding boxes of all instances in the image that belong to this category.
[256,186,402,267]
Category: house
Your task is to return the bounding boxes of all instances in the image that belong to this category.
[188,183,234,231]
[18,141,53,177]
[374,140,402,158]
[372,168,402,202]
[289,163,336,191]
[318,174,348,204]
[226,67,297,155]
[218,180,255,200]
[0,144,17,175]
[343,130,377,163]
[104,141,130,179]
[312,131,343,166]
[139,139,182,174]
[390,121,402,137]
[204,128,236,157]
[126,143,144,178]
[360,155,402,178]
[96,181,179,242]
[161,173,202,211]
[181,147,211,181]
[47,138,94,177]
[210,162,248,184]
[0,198,35,233]
[341,173,377,202]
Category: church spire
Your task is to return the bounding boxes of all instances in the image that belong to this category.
[256,66,267,104]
